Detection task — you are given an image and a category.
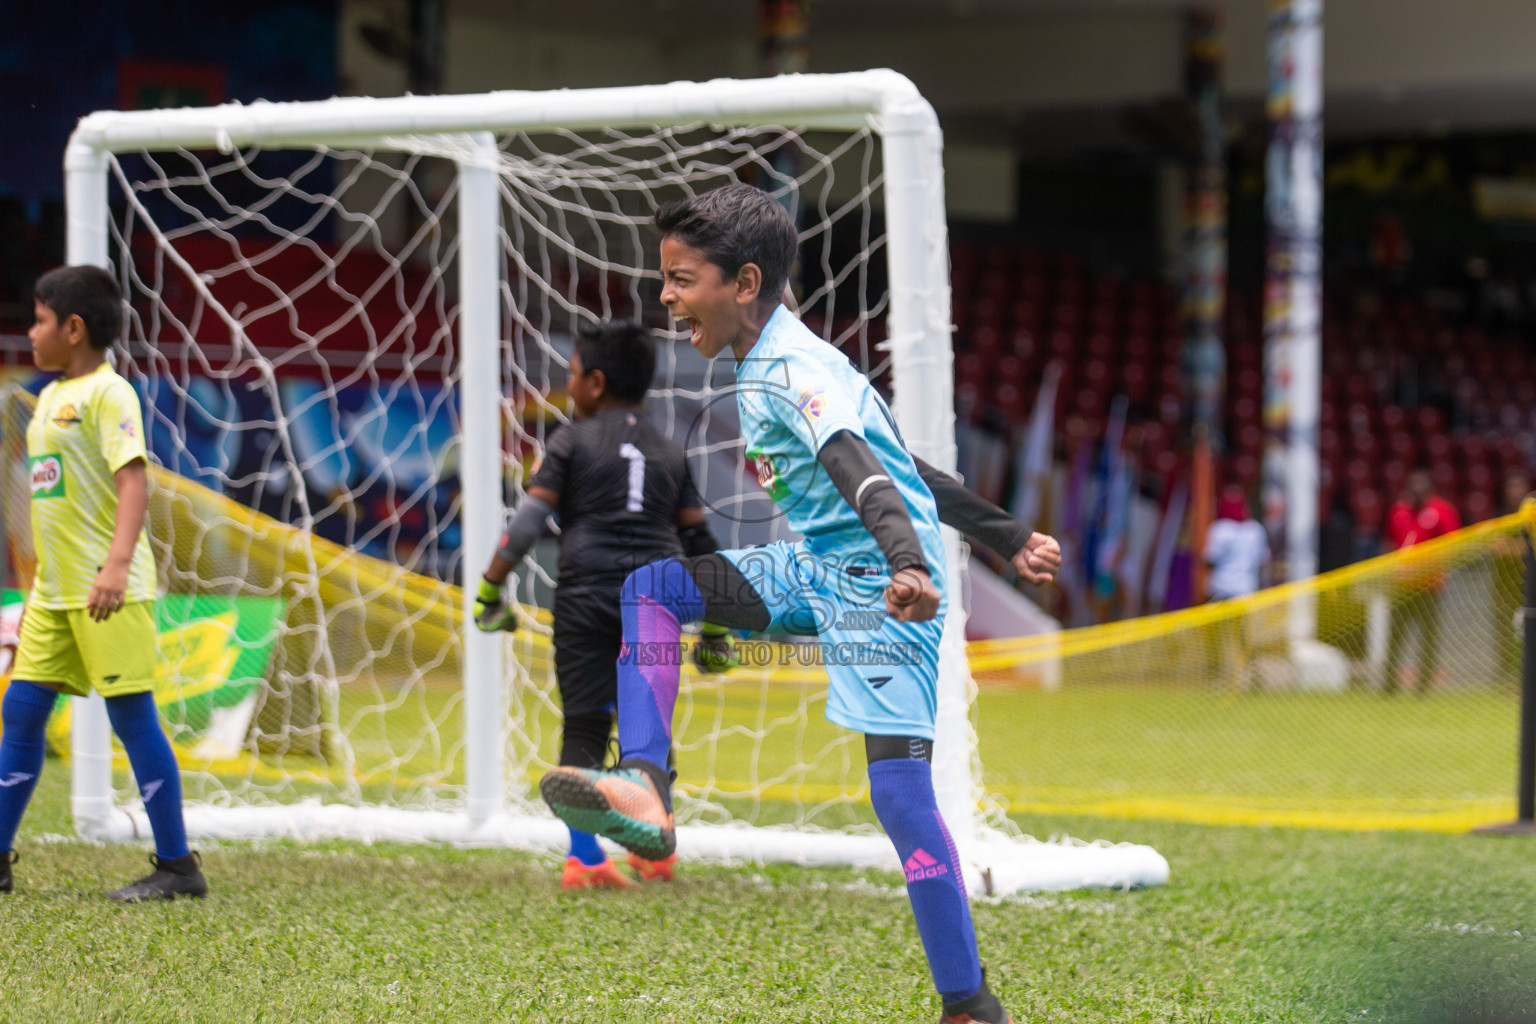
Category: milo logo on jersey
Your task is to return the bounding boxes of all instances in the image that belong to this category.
[28,455,65,498]
[748,447,791,503]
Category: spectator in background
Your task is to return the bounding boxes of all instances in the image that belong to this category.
[1383,468,1462,694]
[1204,485,1269,602]
[1204,485,1269,690]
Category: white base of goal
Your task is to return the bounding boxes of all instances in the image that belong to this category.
[89,803,1169,894]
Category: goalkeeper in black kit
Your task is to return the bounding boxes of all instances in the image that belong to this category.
[471,319,732,889]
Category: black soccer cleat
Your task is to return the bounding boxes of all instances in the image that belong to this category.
[940,973,1014,1024]
[0,850,16,894]
[106,851,208,902]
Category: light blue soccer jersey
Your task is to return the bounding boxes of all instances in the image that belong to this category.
[734,304,947,599]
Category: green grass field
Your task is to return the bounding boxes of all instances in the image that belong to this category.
[6,766,1536,1023]
[164,669,1523,835]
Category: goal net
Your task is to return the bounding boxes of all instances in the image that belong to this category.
[43,72,1166,893]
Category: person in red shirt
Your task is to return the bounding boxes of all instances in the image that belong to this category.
[1382,467,1462,694]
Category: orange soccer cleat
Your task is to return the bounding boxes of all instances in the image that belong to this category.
[539,762,676,862]
[626,852,678,882]
[560,856,632,891]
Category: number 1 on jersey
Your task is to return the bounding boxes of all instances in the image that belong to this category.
[619,443,646,512]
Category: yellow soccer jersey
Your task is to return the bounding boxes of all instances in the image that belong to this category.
[26,363,156,610]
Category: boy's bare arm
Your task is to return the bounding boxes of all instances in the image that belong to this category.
[90,457,147,622]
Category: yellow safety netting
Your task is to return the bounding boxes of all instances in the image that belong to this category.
[967,503,1535,832]
[3,385,1526,831]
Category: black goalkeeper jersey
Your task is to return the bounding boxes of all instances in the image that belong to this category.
[527,406,701,595]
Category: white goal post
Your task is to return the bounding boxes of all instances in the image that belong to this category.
[61,70,1166,894]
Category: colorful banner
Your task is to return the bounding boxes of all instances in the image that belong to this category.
[0,593,286,758]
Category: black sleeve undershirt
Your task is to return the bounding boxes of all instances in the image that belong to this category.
[910,456,1031,559]
[817,430,928,575]
[677,519,719,558]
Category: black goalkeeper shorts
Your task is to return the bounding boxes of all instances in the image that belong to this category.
[551,586,624,717]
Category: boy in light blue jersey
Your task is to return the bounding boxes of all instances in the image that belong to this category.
[540,184,1059,1024]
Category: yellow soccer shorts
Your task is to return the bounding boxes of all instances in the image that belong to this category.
[12,601,157,698]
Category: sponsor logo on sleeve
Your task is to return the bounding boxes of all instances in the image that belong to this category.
[119,417,138,440]
[28,455,65,498]
[796,386,826,420]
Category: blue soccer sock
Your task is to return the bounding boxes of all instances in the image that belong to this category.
[104,690,189,861]
[0,681,59,853]
[615,560,705,770]
[869,756,984,1005]
[568,826,607,866]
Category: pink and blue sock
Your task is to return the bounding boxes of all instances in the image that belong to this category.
[869,756,983,1004]
[615,560,705,770]
[0,681,58,853]
[104,690,189,860]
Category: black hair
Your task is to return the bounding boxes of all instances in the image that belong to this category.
[573,320,656,404]
[653,183,797,301]
[34,265,123,350]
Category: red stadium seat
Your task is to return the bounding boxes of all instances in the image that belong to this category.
[1465,462,1494,492]
[1158,392,1183,427]
[1230,395,1259,427]
[1084,359,1111,392]
[1463,490,1495,524]
[972,324,1001,355]
[1237,422,1266,455]
[1386,431,1417,463]
[1346,458,1373,489]
[1009,327,1038,361]
[1351,489,1384,532]
[1121,362,1150,406]
[1349,430,1379,458]
[1431,462,1457,495]
[993,382,1022,413]
[1382,459,1408,496]
[1159,362,1183,397]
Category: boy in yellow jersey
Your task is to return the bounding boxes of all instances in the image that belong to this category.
[0,265,206,900]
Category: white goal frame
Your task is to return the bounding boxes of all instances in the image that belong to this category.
[63,70,1166,894]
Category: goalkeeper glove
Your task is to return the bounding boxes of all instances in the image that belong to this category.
[691,622,739,674]
[472,577,518,633]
